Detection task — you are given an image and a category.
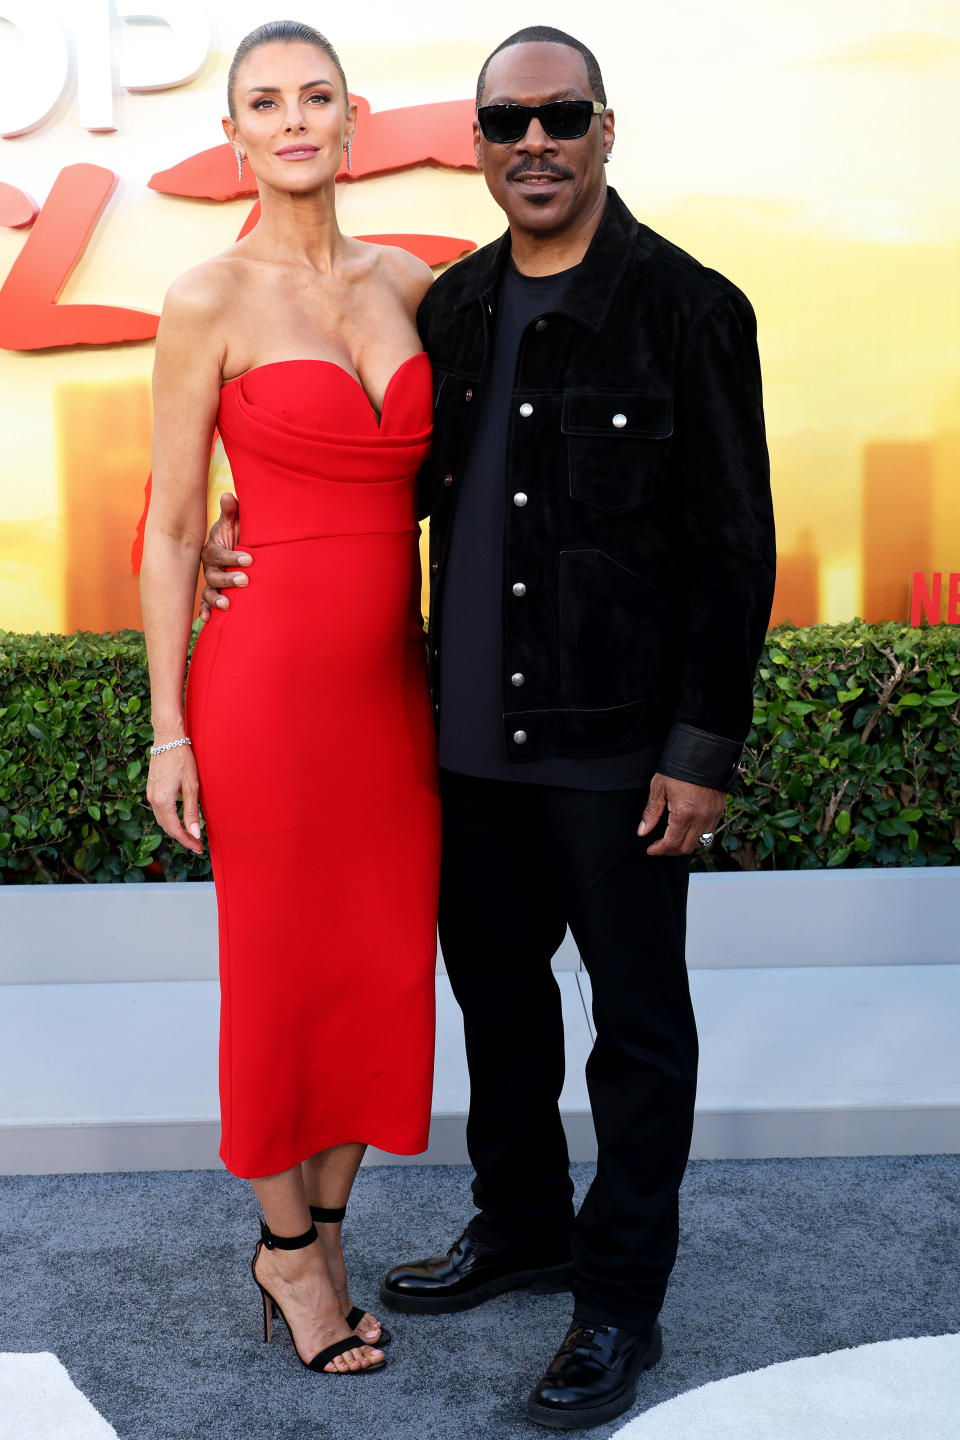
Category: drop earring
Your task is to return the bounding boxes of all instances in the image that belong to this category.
[236,150,244,183]
[346,137,352,172]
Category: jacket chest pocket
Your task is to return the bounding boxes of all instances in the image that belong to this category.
[561,392,672,514]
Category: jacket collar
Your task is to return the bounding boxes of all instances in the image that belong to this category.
[452,187,643,331]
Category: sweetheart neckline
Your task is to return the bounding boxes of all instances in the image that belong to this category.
[221,352,427,428]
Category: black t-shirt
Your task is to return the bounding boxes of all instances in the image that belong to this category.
[436,259,659,790]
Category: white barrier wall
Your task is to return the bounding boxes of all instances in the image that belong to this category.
[1,868,958,984]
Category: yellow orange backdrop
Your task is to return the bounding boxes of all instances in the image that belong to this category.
[1,0,959,633]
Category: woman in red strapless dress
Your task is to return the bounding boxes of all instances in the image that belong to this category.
[188,351,437,1175]
[140,22,439,1379]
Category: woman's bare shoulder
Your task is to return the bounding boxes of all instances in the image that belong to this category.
[155,254,254,388]
[363,241,434,313]
[162,253,244,323]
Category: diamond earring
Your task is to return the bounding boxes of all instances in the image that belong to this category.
[236,150,244,183]
[345,137,352,172]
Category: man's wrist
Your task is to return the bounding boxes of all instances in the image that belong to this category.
[657,722,743,792]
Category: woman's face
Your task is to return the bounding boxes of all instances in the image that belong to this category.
[224,41,355,193]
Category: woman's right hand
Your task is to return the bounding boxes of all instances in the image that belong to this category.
[146,743,204,853]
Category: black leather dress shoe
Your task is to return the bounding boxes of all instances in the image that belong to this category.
[526,1319,663,1430]
[379,1228,572,1314]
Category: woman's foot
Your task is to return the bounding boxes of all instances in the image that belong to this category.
[313,1218,384,1345]
[254,1243,383,1373]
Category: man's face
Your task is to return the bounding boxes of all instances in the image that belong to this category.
[474,41,613,239]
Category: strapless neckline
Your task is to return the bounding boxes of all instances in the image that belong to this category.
[221,352,427,429]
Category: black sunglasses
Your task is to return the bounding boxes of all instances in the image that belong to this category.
[477,99,605,144]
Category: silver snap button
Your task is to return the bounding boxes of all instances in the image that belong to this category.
[511,672,525,687]
[513,492,528,507]
[612,412,627,429]
[513,730,527,745]
[443,473,453,487]
[512,582,527,597]
[519,402,533,418]
[465,388,473,401]
[534,319,548,332]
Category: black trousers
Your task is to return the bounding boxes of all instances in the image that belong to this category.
[437,769,697,1332]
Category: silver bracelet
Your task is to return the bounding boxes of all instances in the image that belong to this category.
[150,736,193,756]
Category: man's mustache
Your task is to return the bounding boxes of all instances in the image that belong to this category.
[506,160,574,181]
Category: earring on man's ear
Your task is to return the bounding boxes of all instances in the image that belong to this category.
[236,150,244,183]
[345,137,352,172]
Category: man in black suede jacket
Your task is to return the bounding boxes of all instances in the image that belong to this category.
[201,25,775,1431]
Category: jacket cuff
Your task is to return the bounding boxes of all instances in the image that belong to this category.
[657,722,743,792]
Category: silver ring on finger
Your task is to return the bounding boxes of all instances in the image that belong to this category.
[698,831,715,848]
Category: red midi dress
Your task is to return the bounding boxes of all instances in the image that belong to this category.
[185,353,440,1178]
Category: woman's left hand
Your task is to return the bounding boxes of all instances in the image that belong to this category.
[146,743,205,854]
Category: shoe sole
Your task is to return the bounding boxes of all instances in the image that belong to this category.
[379,1261,573,1315]
[524,1323,663,1430]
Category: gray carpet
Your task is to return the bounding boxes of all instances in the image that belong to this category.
[1,1157,958,1440]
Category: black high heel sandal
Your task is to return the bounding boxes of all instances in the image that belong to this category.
[251,1220,386,1375]
[310,1204,393,1347]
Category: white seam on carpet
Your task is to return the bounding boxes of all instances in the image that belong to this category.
[612,1333,960,1439]
[0,1353,118,1440]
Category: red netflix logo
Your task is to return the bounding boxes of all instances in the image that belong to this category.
[911,572,960,626]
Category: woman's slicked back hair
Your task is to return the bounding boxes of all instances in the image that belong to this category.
[227,20,348,120]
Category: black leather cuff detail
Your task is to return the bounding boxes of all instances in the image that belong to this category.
[656,722,743,792]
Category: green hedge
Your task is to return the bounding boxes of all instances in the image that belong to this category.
[1,621,958,882]
[0,628,209,884]
[718,621,959,869]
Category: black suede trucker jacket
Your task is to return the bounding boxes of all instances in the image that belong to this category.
[417,188,776,790]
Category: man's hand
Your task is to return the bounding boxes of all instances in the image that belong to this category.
[199,492,251,623]
[639,772,726,857]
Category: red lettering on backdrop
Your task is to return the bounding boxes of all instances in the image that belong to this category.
[910,571,942,625]
[338,95,478,180]
[357,233,476,265]
[130,477,152,575]
[148,95,478,199]
[0,165,159,350]
[149,145,257,202]
[0,182,39,229]
[948,573,960,625]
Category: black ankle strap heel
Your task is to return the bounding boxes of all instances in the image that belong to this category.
[251,1219,386,1376]
[310,1205,347,1224]
[308,1204,392,1347]
[259,1219,318,1251]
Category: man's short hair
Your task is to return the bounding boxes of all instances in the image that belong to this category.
[476,26,606,109]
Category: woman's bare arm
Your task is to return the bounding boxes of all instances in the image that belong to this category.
[140,267,225,850]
